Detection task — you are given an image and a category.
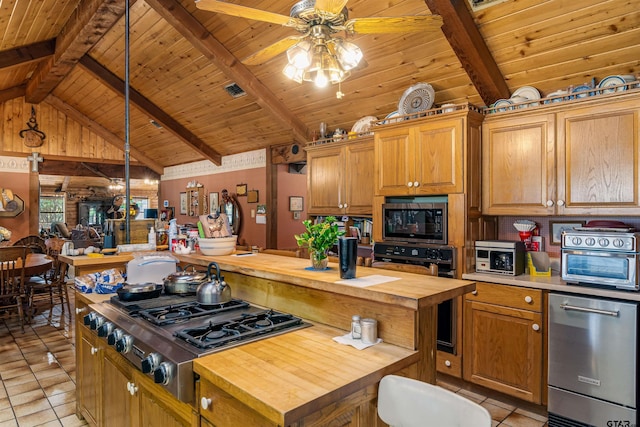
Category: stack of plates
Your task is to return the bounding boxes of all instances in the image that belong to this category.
[511,86,541,106]
[351,116,378,134]
[491,99,512,112]
[397,83,435,115]
[598,75,636,94]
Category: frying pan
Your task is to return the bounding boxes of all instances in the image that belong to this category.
[116,283,163,301]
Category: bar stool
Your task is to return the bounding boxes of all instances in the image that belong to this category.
[377,375,492,427]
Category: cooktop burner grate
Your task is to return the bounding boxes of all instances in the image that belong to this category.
[138,299,250,326]
[174,309,305,350]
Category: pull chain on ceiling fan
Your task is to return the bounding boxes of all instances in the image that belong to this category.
[195,0,443,90]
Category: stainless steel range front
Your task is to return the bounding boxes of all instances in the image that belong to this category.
[83,295,309,403]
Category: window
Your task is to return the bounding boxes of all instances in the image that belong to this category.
[39,195,65,232]
[132,197,149,219]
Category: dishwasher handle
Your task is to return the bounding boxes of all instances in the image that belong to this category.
[560,303,619,317]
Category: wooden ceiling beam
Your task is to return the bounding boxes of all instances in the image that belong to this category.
[78,55,223,166]
[145,0,310,145]
[45,94,165,175]
[0,85,26,103]
[424,0,510,105]
[38,159,159,180]
[0,39,55,69]
[25,0,135,104]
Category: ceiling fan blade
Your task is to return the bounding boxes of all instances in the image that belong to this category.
[242,36,302,66]
[314,0,349,15]
[195,0,299,27]
[345,15,443,34]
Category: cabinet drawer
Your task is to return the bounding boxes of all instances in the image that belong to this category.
[466,282,542,311]
[199,379,275,427]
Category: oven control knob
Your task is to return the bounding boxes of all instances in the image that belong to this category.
[141,353,162,374]
[154,362,175,385]
[571,237,582,246]
[613,238,625,248]
[115,335,133,354]
[90,315,105,331]
[83,312,96,326]
[107,329,124,346]
[584,237,596,246]
[97,322,115,337]
[598,238,610,247]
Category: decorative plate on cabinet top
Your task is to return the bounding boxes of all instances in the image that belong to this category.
[381,110,401,124]
[397,83,435,115]
[512,86,541,102]
[351,116,378,134]
[598,75,636,93]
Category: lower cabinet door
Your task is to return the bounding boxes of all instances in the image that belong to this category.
[103,351,136,426]
[463,299,543,403]
[78,328,100,426]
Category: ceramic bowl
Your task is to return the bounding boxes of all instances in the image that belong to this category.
[198,236,237,256]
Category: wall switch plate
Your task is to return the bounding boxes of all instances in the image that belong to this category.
[251,209,255,218]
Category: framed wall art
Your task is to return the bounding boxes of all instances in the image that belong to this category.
[209,192,219,214]
[289,196,304,212]
[179,192,187,215]
[160,207,175,221]
[550,221,585,245]
[236,184,247,196]
[247,190,259,203]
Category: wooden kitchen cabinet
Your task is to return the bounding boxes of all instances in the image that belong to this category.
[483,93,640,215]
[374,116,465,196]
[186,188,205,216]
[77,322,101,426]
[306,137,374,215]
[463,282,544,404]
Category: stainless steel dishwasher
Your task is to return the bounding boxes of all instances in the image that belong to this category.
[548,293,638,427]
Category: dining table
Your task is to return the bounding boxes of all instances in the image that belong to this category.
[15,253,53,277]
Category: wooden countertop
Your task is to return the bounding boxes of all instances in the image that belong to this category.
[174,252,475,310]
[463,271,640,302]
[193,322,419,426]
[59,253,134,267]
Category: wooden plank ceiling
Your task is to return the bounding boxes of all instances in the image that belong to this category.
[0,0,637,192]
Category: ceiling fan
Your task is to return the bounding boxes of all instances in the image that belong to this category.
[195,0,443,87]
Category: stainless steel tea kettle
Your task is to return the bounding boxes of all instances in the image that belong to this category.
[196,261,231,305]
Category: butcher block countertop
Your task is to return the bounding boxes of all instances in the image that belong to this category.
[193,322,420,426]
[174,252,475,310]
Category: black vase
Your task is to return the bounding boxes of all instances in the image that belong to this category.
[338,237,358,279]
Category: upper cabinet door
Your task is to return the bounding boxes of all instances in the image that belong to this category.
[374,126,414,196]
[344,140,375,215]
[414,119,464,195]
[306,145,344,214]
[482,114,556,215]
[556,101,640,215]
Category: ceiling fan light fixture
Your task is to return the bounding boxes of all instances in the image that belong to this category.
[283,63,305,83]
[286,39,312,68]
[335,39,362,71]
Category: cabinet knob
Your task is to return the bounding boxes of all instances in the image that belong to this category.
[201,397,212,410]
[338,204,343,208]
[414,181,419,187]
[557,200,565,206]
[524,296,533,304]
[444,360,451,367]
[532,323,540,331]
[471,290,478,295]
[546,200,554,207]
[75,307,85,315]
[407,182,413,187]
[343,204,348,208]
[90,347,98,355]
[127,382,138,396]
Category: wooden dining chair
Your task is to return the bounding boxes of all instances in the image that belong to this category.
[0,245,28,332]
[26,237,70,323]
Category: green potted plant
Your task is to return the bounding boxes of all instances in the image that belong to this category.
[295,216,345,270]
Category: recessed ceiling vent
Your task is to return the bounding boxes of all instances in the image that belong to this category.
[224,83,246,98]
[467,0,509,11]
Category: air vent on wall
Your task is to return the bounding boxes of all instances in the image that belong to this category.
[467,0,509,11]
[224,83,246,98]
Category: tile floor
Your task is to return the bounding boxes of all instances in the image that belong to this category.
[1,286,549,427]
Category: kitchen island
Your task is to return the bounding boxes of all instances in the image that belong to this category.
[74,252,475,426]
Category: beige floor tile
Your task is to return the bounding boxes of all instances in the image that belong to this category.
[47,390,75,408]
[0,361,28,375]
[52,402,76,419]
[0,388,6,400]
[7,389,45,408]
[0,399,9,412]
[24,353,56,366]
[0,353,25,364]
[0,368,32,382]
[0,408,15,423]
[457,388,487,404]
[0,419,18,427]
[501,412,547,427]
[37,373,72,390]
[37,420,63,427]
[33,367,67,381]
[514,407,548,422]
[42,380,75,397]
[12,398,51,418]
[482,401,512,422]
[436,379,461,393]
[15,407,58,426]
[29,360,63,373]
[58,414,89,426]
[486,396,517,412]
[5,381,41,398]
[2,373,37,389]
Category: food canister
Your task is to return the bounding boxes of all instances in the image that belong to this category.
[361,318,377,344]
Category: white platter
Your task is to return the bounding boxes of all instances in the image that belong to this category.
[382,110,401,124]
[397,83,435,115]
[351,116,378,134]
[512,86,541,102]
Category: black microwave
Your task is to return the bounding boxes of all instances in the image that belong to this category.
[382,202,447,245]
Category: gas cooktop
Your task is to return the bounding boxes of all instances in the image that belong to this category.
[83,294,310,403]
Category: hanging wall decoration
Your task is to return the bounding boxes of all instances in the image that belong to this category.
[20,106,46,148]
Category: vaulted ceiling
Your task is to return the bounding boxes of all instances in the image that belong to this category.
[0,0,638,191]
